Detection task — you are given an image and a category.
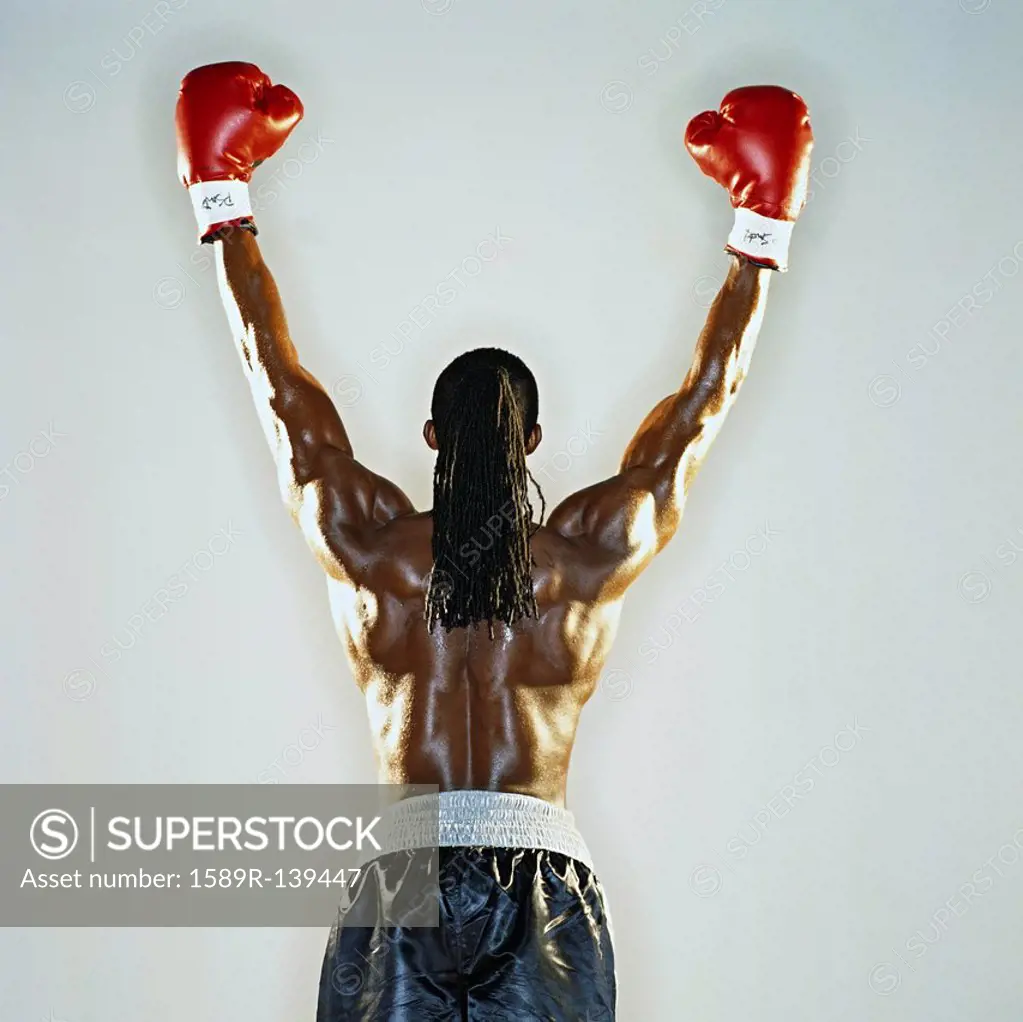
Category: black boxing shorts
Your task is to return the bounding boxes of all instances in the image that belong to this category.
[316,790,616,1021]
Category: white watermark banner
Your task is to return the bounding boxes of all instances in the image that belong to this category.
[2,784,440,926]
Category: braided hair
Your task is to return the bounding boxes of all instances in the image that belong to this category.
[426,347,545,635]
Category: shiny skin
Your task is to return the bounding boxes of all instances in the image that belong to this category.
[212,230,771,808]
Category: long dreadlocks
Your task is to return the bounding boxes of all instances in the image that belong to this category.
[426,347,545,635]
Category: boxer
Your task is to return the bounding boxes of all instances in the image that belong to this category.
[175,62,813,1021]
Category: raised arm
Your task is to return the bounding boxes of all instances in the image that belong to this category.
[548,86,813,597]
[547,256,770,588]
[213,230,414,578]
[176,62,413,582]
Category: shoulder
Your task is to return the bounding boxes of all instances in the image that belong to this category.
[529,522,625,605]
[326,510,432,594]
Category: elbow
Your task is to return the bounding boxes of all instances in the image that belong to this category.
[277,427,323,491]
[278,475,303,517]
[276,456,309,515]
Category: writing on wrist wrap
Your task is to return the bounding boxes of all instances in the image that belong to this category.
[727,207,795,271]
[187,180,253,233]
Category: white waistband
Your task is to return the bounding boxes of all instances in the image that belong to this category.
[372,790,593,870]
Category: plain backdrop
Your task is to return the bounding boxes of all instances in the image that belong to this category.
[2,0,1023,1019]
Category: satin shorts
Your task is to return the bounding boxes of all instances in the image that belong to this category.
[316,846,616,1021]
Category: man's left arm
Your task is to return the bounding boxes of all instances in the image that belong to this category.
[175,61,414,582]
[213,227,414,581]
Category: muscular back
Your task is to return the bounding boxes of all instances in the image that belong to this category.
[326,513,624,807]
[213,231,770,807]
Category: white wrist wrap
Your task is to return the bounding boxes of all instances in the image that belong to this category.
[187,180,253,234]
[727,207,795,271]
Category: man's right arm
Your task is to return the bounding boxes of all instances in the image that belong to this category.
[546,256,770,594]
[547,85,813,599]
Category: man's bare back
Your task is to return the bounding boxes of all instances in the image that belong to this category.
[326,512,626,805]
[210,231,770,810]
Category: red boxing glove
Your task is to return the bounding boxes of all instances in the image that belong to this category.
[175,61,304,241]
[685,85,813,271]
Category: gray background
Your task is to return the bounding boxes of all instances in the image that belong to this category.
[2,0,1022,1018]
